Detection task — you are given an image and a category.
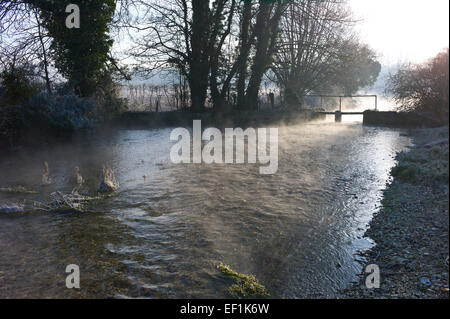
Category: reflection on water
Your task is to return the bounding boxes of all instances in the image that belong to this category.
[0,119,411,298]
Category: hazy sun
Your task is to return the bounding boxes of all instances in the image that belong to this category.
[350,0,449,63]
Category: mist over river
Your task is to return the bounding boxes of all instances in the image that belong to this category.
[0,118,412,298]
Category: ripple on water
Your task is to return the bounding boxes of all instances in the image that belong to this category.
[0,123,412,298]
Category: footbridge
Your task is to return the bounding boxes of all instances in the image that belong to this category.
[306,95,378,122]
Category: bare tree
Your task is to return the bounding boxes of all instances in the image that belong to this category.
[243,1,286,110]
[209,0,288,111]
[272,0,380,106]
[1,1,54,91]
[121,0,237,111]
[120,0,290,112]
[387,49,449,118]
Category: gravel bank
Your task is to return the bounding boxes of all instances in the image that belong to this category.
[343,126,449,299]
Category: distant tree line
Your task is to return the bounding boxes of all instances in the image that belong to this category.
[120,0,380,111]
[0,0,381,113]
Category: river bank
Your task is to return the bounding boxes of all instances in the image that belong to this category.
[111,108,324,129]
[363,111,447,128]
[1,109,325,152]
[343,126,449,299]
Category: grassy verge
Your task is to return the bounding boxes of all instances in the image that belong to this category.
[343,126,449,299]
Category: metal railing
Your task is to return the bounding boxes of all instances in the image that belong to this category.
[303,95,378,112]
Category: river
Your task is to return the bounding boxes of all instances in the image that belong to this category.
[0,116,411,298]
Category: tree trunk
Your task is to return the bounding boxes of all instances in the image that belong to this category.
[35,10,51,94]
[244,3,272,110]
[209,0,236,111]
[236,0,253,109]
[190,0,210,112]
[245,2,284,111]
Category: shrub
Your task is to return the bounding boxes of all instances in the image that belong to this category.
[387,49,449,119]
[0,66,41,106]
[93,71,128,118]
[21,92,95,131]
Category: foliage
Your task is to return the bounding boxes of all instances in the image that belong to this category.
[391,127,449,185]
[0,65,41,105]
[93,69,128,118]
[28,0,116,97]
[334,42,381,95]
[0,64,41,144]
[0,65,125,146]
[218,264,270,298]
[21,92,95,131]
[273,0,381,101]
[387,49,449,118]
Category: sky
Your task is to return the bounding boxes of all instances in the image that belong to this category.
[349,0,449,64]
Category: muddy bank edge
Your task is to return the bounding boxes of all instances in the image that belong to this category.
[343,126,449,299]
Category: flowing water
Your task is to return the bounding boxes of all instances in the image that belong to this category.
[0,116,411,298]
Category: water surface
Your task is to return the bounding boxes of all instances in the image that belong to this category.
[0,119,411,298]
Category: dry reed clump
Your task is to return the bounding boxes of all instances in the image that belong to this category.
[48,191,93,211]
[0,199,54,213]
[1,166,120,214]
[98,166,119,194]
[1,191,105,214]
[0,203,25,213]
[0,186,38,194]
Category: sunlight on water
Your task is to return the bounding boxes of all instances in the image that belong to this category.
[0,120,412,298]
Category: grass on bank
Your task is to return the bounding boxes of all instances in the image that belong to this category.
[391,126,449,185]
